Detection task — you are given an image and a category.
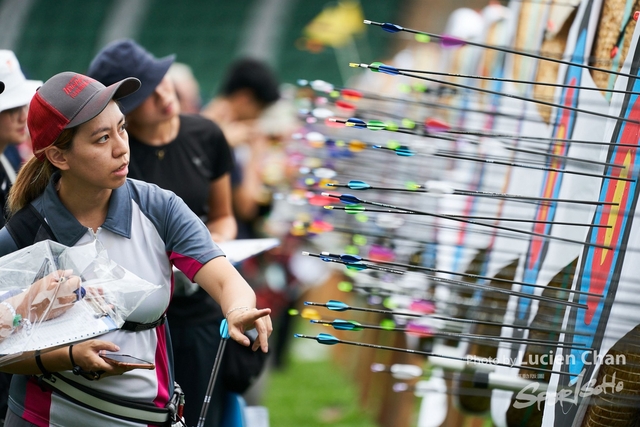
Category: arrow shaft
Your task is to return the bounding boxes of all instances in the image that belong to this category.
[365,20,639,81]
[321,252,602,298]
[297,334,571,376]
[327,194,615,250]
[398,67,640,97]
[314,320,588,350]
[399,70,640,125]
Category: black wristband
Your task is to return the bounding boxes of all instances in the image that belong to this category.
[69,345,101,381]
[69,345,76,369]
[34,350,52,379]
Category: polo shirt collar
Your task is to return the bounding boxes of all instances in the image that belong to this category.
[40,173,133,246]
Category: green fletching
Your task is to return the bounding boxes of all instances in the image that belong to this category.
[405,181,420,190]
[346,263,367,271]
[387,140,401,150]
[380,319,396,330]
[353,234,367,246]
[398,83,411,93]
[345,245,359,255]
[355,213,368,223]
[337,281,353,292]
[345,204,365,214]
[385,121,399,131]
[369,62,383,72]
[415,33,431,43]
[402,118,416,129]
[367,120,386,131]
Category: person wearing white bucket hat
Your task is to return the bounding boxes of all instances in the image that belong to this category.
[0,54,40,425]
[0,51,41,227]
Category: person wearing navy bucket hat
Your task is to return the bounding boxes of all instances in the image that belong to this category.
[88,40,245,427]
[0,71,272,427]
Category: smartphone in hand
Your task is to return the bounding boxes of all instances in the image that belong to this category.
[100,353,155,370]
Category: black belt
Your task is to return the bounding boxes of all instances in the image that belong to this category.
[121,314,166,332]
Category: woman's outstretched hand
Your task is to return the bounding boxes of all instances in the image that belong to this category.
[225,307,273,352]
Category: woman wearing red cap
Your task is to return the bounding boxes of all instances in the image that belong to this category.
[0,71,272,427]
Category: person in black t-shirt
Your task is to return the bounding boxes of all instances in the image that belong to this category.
[87,40,240,427]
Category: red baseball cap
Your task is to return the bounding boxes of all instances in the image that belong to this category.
[28,72,140,160]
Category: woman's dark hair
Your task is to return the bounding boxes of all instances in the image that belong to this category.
[219,58,280,107]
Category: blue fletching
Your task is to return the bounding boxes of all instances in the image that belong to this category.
[395,146,415,157]
[316,333,340,345]
[381,22,403,33]
[346,263,368,271]
[346,118,367,128]
[220,318,230,339]
[332,319,363,331]
[326,300,350,311]
[347,180,371,190]
[320,256,334,263]
[339,194,361,205]
[378,64,399,75]
[340,254,362,264]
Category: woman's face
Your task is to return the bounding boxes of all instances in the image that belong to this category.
[0,105,28,146]
[127,75,179,125]
[59,100,129,190]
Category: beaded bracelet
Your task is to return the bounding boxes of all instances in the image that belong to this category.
[225,306,250,318]
[0,301,30,333]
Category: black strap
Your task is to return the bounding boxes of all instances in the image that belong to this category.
[34,350,52,379]
[121,314,166,332]
[6,205,55,248]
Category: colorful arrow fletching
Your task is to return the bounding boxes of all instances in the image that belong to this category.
[347,180,372,190]
[381,22,403,33]
[326,300,350,311]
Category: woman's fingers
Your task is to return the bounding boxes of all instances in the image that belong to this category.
[252,315,273,352]
[227,307,272,351]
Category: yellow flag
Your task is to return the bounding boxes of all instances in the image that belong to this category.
[303,0,365,48]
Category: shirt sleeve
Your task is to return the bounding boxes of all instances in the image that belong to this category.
[127,179,226,280]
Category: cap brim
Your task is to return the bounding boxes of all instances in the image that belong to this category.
[0,79,41,112]
[66,77,141,128]
[117,54,175,114]
[0,81,4,94]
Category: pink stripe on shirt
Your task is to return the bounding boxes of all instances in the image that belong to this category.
[169,252,205,281]
[22,377,52,426]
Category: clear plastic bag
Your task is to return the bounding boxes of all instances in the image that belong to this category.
[0,239,160,366]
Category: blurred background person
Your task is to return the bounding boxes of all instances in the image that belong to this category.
[0,50,41,227]
[167,61,202,114]
[201,58,280,240]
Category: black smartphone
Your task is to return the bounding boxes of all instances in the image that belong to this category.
[100,353,155,370]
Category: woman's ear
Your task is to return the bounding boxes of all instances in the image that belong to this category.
[45,147,69,170]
